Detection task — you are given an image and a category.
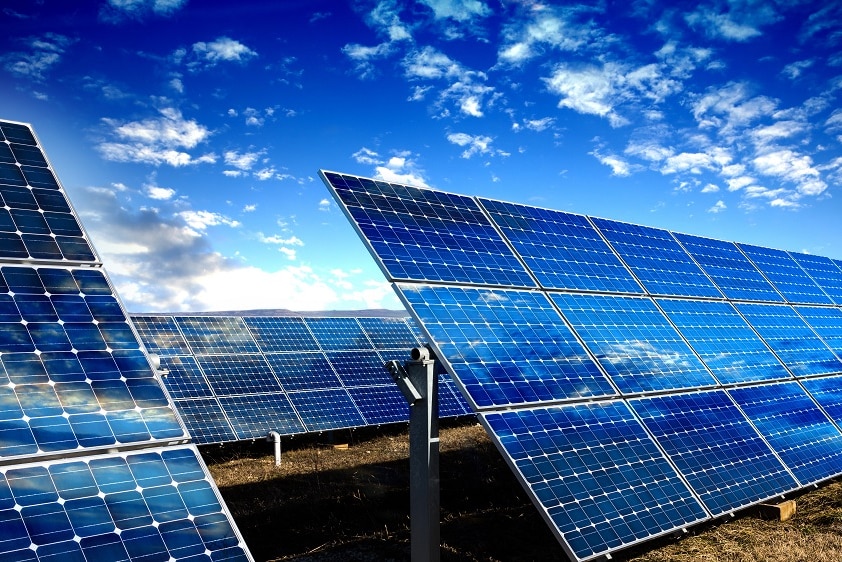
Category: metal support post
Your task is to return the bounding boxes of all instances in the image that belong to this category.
[385,347,440,562]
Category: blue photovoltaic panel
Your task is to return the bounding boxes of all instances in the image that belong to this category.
[802,375,842,426]
[157,355,213,399]
[438,376,473,417]
[397,284,616,409]
[552,293,717,394]
[629,390,798,516]
[788,251,842,305]
[327,350,394,387]
[0,121,97,264]
[264,352,343,391]
[0,445,250,561]
[287,389,366,432]
[173,398,238,444]
[346,385,409,425]
[737,243,832,305]
[304,316,373,350]
[217,393,305,440]
[796,305,842,358]
[478,198,642,294]
[482,402,708,561]
[0,266,186,460]
[589,217,722,298]
[243,316,320,352]
[673,232,783,302]
[196,354,281,396]
[728,381,842,486]
[357,316,420,350]
[656,298,791,384]
[131,315,192,356]
[734,302,842,377]
[321,170,536,287]
[174,316,260,354]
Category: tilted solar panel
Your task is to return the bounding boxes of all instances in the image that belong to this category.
[243,316,319,352]
[321,169,842,560]
[737,243,833,305]
[130,315,193,356]
[788,251,842,305]
[0,119,254,561]
[175,316,260,355]
[673,232,784,302]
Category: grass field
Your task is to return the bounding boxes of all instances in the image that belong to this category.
[205,420,842,561]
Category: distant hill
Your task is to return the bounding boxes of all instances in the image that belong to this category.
[130,308,410,318]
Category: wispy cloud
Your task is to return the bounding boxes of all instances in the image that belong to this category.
[498,4,599,66]
[2,33,75,82]
[99,0,187,22]
[352,147,428,186]
[447,132,507,159]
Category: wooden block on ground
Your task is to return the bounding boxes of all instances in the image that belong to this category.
[333,443,349,450]
[758,500,796,521]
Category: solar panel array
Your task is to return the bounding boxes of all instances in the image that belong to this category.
[130,314,471,444]
[0,119,252,561]
[320,169,842,561]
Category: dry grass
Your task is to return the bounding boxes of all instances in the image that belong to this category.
[205,420,842,561]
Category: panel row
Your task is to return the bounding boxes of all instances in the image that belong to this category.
[131,315,471,443]
[322,171,842,305]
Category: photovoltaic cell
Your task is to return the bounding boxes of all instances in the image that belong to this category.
[656,298,791,384]
[734,302,842,377]
[673,232,783,302]
[357,316,421,350]
[217,393,304,440]
[321,170,535,287]
[737,243,832,305]
[728,381,842,485]
[157,355,213,399]
[327,350,394,387]
[173,398,237,444]
[796,305,842,358]
[196,354,281,396]
[130,315,191,356]
[398,284,616,409]
[287,389,365,431]
[243,316,320,352]
[346,385,408,425]
[802,375,842,425]
[482,402,708,561]
[478,198,642,293]
[589,218,722,298]
[174,316,259,355]
[552,293,717,394]
[264,352,343,391]
[304,316,373,350]
[629,390,798,515]
[788,251,842,305]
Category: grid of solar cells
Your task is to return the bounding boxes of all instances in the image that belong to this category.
[482,402,708,561]
[0,121,97,264]
[796,306,842,358]
[478,197,643,293]
[397,284,616,409]
[0,266,186,460]
[322,171,536,287]
[243,316,319,352]
[673,232,784,302]
[0,445,249,561]
[174,316,260,354]
[802,375,842,426]
[130,314,472,443]
[737,243,833,305]
[733,302,842,377]
[629,390,798,515]
[552,293,717,394]
[728,381,842,485]
[130,315,192,356]
[788,251,842,305]
[0,119,252,561]
[656,298,791,384]
[589,217,722,298]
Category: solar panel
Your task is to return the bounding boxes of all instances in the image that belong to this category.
[629,390,798,515]
[737,243,833,305]
[788,252,842,305]
[551,293,717,394]
[589,217,722,298]
[397,284,616,409]
[320,169,842,559]
[478,198,642,293]
[482,401,708,561]
[673,232,783,302]
[323,171,536,287]
[131,314,472,444]
[728,381,842,485]
[0,119,253,561]
[655,298,791,384]
[733,302,842,377]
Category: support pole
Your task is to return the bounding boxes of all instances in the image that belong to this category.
[404,347,440,562]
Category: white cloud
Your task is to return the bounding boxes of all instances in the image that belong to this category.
[753,149,826,196]
[318,199,332,212]
[543,63,630,127]
[781,59,814,79]
[145,185,175,200]
[707,200,727,213]
[176,210,241,233]
[590,149,633,176]
[701,183,720,193]
[685,7,769,41]
[420,0,490,22]
[3,33,75,82]
[243,204,257,212]
[224,149,262,171]
[692,82,778,135]
[447,132,505,159]
[100,0,187,21]
[192,37,257,64]
[498,4,597,65]
[352,148,429,185]
[660,152,716,175]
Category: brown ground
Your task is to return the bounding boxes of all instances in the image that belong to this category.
[205,419,842,561]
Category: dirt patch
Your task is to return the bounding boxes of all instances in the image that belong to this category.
[205,419,842,561]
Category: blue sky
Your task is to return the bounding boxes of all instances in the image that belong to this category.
[2,0,841,313]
